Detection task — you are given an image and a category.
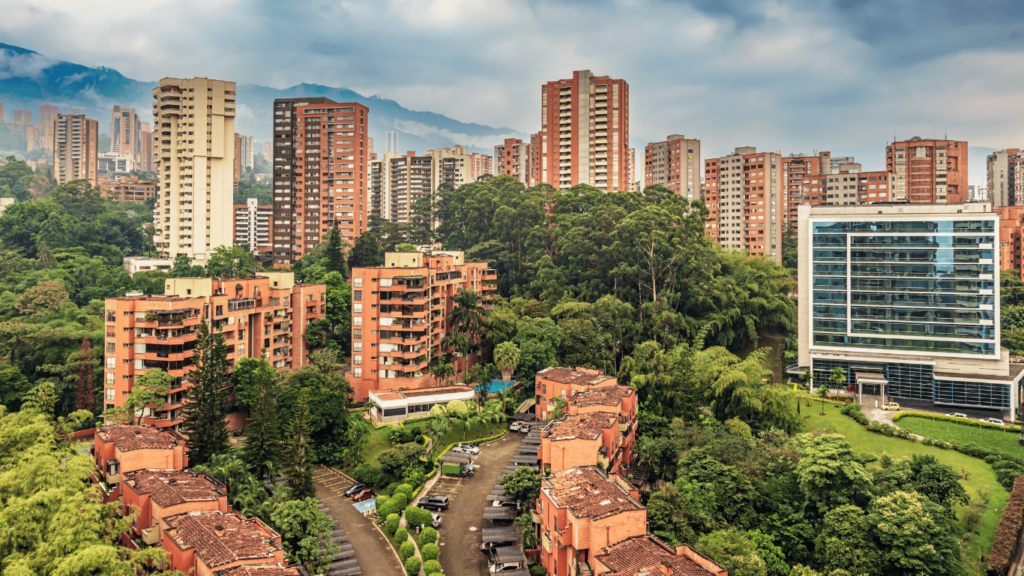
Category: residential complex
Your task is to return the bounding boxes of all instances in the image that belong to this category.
[238,133,256,170]
[797,202,1024,420]
[644,135,701,199]
[103,273,325,430]
[537,70,630,192]
[161,512,286,575]
[782,152,831,230]
[704,147,783,262]
[121,469,229,546]
[494,137,531,185]
[234,198,273,258]
[369,152,432,223]
[427,145,492,185]
[886,137,967,204]
[346,249,496,401]
[139,127,155,173]
[151,77,237,264]
[385,130,399,154]
[270,97,370,266]
[534,366,615,420]
[53,113,99,186]
[92,424,188,502]
[998,205,1024,281]
[99,174,158,202]
[110,105,143,161]
[987,149,1022,207]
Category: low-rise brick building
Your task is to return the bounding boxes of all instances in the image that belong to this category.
[594,535,728,576]
[121,469,229,548]
[92,425,188,502]
[541,413,621,474]
[535,367,616,420]
[215,564,305,576]
[161,511,285,576]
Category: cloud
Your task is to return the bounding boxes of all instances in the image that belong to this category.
[0,48,56,80]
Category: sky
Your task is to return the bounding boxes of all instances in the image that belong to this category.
[3,0,1024,187]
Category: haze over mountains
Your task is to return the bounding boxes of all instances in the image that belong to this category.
[0,42,525,155]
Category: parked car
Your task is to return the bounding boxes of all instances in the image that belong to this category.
[420,495,450,511]
[455,443,480,455]
[489,563,522,573]
[450,446,468,454]
[491,499,517,508]
[431,513,442,528]
[518,425,530,434]
[947,413,969,419]
[509,422,522,432]
[882,402,901,411]
[480,541,498,554]
[352,488,375,502]
[343,483,366,497]
[980,418,1006,426]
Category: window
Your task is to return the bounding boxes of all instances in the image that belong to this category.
[354,368,362,377]
[354,316,362,326]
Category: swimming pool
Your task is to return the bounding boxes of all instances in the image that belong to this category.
[476,380,516,394]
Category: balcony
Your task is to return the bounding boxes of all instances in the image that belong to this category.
[141,526,160,546]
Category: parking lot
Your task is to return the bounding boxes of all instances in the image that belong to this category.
[418,432,521,576]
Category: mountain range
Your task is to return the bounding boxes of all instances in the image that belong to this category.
[0,42,526,155]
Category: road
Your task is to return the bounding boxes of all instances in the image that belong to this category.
[316,466,404,576]
[424,432,520,576]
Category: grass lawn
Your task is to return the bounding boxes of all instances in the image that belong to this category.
[427,421,506,459]
[737,324,792,382]
[897,416,1024,459]
[802,402,1008,569]
[343,418,507,473]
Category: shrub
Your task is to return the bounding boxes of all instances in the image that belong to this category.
[377,497,400,519]
[420,526,438,545]
[397,483,415,498]
[385,513,400,534]
[421,543,440,561]
[395,527,409,543]
[840,402,870,425]
[424,560,443,575]
[405,557,422,576]
[403,468,426,487]
[353,464,383,486]
[405,507,433,529]
[529,566,547,576]
[391,492,409,510]
[399,541,416,562]
[988,477,1024,575]
[386,482,402,496]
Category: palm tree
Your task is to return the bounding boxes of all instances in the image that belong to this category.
[441,332,469,360]
[494,341,520,385]
[802,369,812,406]
[829,367,847,397]
[429,361,455,387]
[448,289,486,347]
[496,387,516,415]
[816,384,829,416]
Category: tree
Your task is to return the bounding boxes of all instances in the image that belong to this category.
[429,360,455,387]
[283,390,315,499]
[324,228,349,276]
[866,491,961,576]
[695,528,767,576]
[745,530,788,576]
[168,253,205,277]
[814,505,880,576]
[494,341,520,384]
[816,385,828,415]
[501,466,542,505]
[906,454,970,518]
[181,321,232,466]
[0,362,32,411]
[244,356,280,480]
[103,369,174,425]
[829,367,846,396]
[15,280,69,316]
[270,497,340,574]
[794,433,872,514]
[378,442,426,477]
[74,336,95,412]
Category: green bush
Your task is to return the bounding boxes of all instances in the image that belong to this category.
[424,560,443,575]
[420,526,438,545]
[840,402,870,425]
[390,492,409,510]
[353,464,383,486]
[405,557,422,576]
[866,421,915,440]
[399,541,416,562]
[421,543,440,561]
[405,507,433,529]
[895,412,1022,432]
[397,483,415,498]
[386,482,403,496]
[377,497,400,519]
[385,513,400,534]
[395,527,409,543]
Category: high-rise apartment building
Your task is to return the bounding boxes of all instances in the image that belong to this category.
[997,205,1024,281]
[13,109,31,124]
[152,77,237,263]
[825,162,864,206]
[703,147,783,262]
[234,198,273,257]
[233,133,243,189]
[781,152,831,231]
[262,141,272,162]
[386,130,399,154]
[494,138,531,184]
[111,105,142,161]
[529,131,543,188]
[53,113,99,186]
[270,98,370,267]
[104,273,325,430]
[644,135,701,199]
[828,156,854,173]
[38,104,58,155]
[628,147,636,190]
[99,174,157,202]
[854,171,892,203]
[798,202,1023,420]
[347,250,496,400]
[369,152,432,224]
[138,129,155,173]
[886,137,967,203]
[539,70,629,192]
[987,149,1022,207]
[237,133,255,170]
[0,102,4,122]
[426,145,491,186]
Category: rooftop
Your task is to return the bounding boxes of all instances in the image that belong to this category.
[543,467,642,520]
[214,564,304,576]
[571,386,634,408]
[97,425,182,452]
[537,367,615,387]
[596,536,725,576]
[165,511,281,568]
[124,469,225,507]
[372,386,474,401]
[544,413,617,441]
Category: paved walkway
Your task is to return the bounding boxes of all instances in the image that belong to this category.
[316,466,404,576]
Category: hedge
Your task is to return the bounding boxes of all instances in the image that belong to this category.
[391,492,409,510]
[421,543,440,561]
[840,403,869,425]
[988,477,1024,575]
[385,513,400,534]
[399,541,416,562]
[405,506,433,528]
[395,527,409,543]
[353,464,383,486]
[405,557,422,576]
[424,560,443,575]
[894,412,1022,433]
[420,526,438,545]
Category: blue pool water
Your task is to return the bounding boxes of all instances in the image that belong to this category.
[477,380,515,394]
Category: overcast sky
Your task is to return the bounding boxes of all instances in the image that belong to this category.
[3,0,1023,187]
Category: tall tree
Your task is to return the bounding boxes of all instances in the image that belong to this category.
[244,355,279,480]
[271,497,340,574]
[283,390,315,499]
[324,228,349,276]
[74,335,95,412]
[103,369,173,425]
[494,341,521,384]
[181,321,231,466]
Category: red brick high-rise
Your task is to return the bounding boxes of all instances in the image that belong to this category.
[644,135,701,199]
[271,98,370,267]
[494,138,531,185]
[703,147,783,262]
[886,137,967,203]
[781,152,831,232]
[539,70,629,192]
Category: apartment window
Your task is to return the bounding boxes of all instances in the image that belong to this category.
[353,316,362,326]
[353,290,362,301]
[353,277,362,288]
[353,355,362,365]
[353,368,362,378]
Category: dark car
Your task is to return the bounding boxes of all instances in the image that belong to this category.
[420,495,450,511]
[352,488,376,502]
[343,483,366,497]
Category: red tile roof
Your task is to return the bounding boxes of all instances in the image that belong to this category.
[97,425,182,452]
[543,467,642,520]
[215,564,304,576]
[571,386,633,408]
[596,536,725,576]
[538,367,615,387]
[124,469,225,507]
[543,413,617,441]
[165,512,282,568]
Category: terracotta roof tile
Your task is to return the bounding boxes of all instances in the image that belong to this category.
[543,414,617,441]
[596,536,724,576]
[165,512,282,568]
[98,425,182,452]
[571,386,633,408]
[124,469,225,507]
[538,367,615,387]
[543,467,642,520]
[215,564,304,576]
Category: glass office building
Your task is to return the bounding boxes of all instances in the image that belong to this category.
[798,204,1022,419]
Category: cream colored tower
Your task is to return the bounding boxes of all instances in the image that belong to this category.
[152,77,236,263]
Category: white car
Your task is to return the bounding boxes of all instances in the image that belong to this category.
[946,413,969,419]
[432,513,442,528]
[980,418,1006,426]
[509,422,522,432]
[489,564,521,573]
[455,443,480,455]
